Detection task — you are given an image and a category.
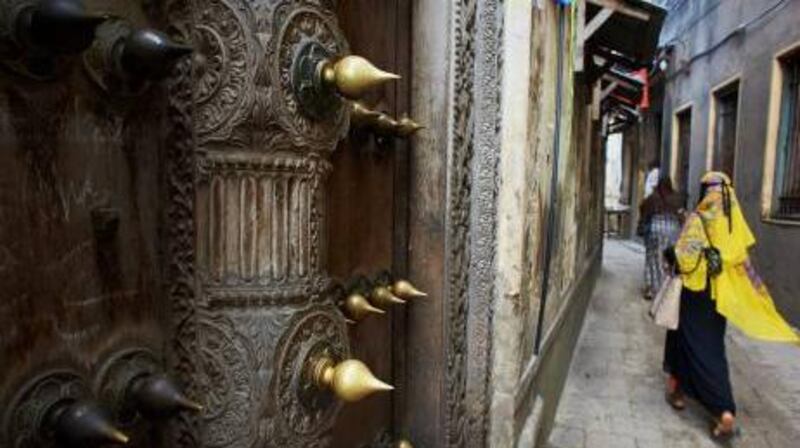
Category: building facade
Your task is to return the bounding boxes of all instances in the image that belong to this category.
[649,0,800,326]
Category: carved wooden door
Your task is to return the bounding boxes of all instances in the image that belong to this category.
[1,0,415,447]
[173,0,417,447]
[0,1,200,447]
[326,1,413,447]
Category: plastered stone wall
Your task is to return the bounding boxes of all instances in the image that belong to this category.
[488,1,603,447]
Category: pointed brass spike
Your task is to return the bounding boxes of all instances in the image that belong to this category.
[173,393,204,413]
[373,114,399,133]
[109,429,130,444]
[129,374,203,419]
[24,0,109,54]
[348,102,422,139]
[369,285,406,308]
[350,101,383,127]
[395,117,425,137]
[391,280,428,300]
[343,293,386,321]
[166,43,194,58]
[396,440,414,448]
[52,400,129,446]
[321,55,400,99]
[312,357,393,402]
[120,29,193,80]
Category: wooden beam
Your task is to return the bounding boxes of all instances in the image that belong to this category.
[588,45,642,69]
[574,0,586,72]
[592,81,602,120]
[587,0,650,22]
[587,57,613,86]
[585,8,614,40]
[602,73,638,92]
[601,81,619,100]
[615,102,640,119]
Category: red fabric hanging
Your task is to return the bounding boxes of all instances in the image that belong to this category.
[636,68,650,110]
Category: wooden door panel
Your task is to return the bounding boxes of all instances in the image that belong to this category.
[0,83,166,368]
[328,1,411,446]
[0,1,170,445]
[1,0,412,446]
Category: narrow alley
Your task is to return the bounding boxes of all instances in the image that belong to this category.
[548,241,800,448]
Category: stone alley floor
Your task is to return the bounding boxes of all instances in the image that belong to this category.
[548,240,800,448]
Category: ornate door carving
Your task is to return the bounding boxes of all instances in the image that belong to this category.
[0,0,411,445]
[166,0,409,447]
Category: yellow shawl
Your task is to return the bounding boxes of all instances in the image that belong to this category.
[674,172,799,343]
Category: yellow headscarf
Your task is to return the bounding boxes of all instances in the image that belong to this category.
[674,171,799,343]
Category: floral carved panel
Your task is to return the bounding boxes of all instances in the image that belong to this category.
[166,1,351,446]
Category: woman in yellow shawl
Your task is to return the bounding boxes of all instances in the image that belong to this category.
[663,171,799,441]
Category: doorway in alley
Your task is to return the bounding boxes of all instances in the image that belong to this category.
[674,107,692,204]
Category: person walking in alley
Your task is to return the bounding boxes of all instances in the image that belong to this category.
[643,160,661,198]
[663,171,800,441]
[639,177,683,300]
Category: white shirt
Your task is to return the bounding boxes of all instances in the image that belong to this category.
[644,168,660,198]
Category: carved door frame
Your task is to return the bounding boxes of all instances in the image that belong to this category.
[161,0,506,447]
[163,1,351,446]
[404,1,504,447]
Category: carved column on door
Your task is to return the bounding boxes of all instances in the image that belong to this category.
[167,1,351,446]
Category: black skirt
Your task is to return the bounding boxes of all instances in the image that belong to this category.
[663,287,736,416]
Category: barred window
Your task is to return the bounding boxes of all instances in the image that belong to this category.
[712,83,739,179]
[775,55,800,219]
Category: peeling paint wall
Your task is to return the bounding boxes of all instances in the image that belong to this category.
[488,1,605,446]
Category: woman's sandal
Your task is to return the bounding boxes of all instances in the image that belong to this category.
[665,376,685,410]
[665,390,686,410]
[710,413,737,442]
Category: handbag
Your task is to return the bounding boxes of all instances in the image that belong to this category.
[649,274,682,330]
[698,216,723,277]
[703,246,723,278]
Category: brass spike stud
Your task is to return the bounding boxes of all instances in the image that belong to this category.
[51,400,130,446]
[311,357,393,402]
[119,29,193,80]
[396,440,414,448]
[369,285,406,308]
[343,292,386,321]
[17,0,109,54]
[320,55,400,99]
[129,374,203,419]
[391,279,428,300]
[372,114,400,134]
[350,101,383,127]
[349,102,423,138]
[394,117,425,137]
